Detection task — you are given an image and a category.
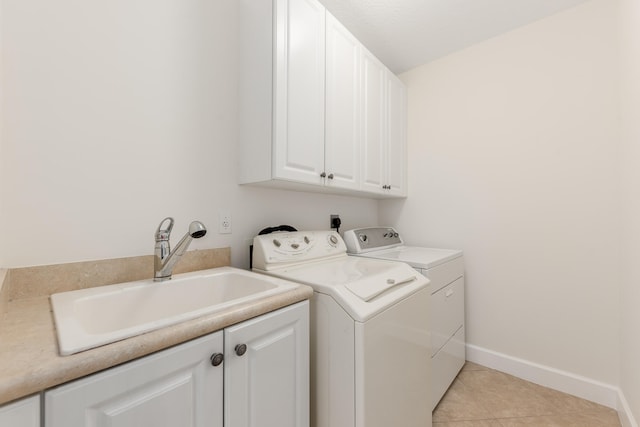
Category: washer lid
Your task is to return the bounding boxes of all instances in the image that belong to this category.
[357,246,462,269]
[255,256,429,322]
[345,273,419,302]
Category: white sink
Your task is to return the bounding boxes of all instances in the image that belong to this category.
[51,267,298,356]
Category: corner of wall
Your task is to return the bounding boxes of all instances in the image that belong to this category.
[618,389,639,427]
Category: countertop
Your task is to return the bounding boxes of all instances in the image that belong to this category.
[0,274,312,405]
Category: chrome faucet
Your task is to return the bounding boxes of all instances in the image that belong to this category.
[154,217,207,281]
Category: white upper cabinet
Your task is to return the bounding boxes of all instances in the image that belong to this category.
[238,0,406,198]
[385,71,408,196]
[273,0,326,184]
[238,0,326,187]
[324,12,361,191]
[361,51,407,197]
[361,49,387,194]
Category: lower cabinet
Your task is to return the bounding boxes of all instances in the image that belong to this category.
[44,301,309,427]
[45,331,224,427]
[225,301,309,427]
[0,395,40,427]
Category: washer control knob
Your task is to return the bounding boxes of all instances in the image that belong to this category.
[273,239,281,247]
[304,236,310,244]
[359,234,368,243]
[291,243,300,249]
[329,235,338,245]
[393,232,399,238]
[210,353,224,367]
[235,344,247,357]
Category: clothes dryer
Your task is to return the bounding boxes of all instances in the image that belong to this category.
[344,227,465,410]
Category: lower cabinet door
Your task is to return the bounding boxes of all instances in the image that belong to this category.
[224,301,309,427]
[0,395,40,427]
[45,332,223,427]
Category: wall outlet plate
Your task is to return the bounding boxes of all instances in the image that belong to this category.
[219,211,232,234]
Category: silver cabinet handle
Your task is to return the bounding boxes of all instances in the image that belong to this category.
[210,353,224,366]
[327,173,334,179]
[320,172,327,178]
[235,344,247,356]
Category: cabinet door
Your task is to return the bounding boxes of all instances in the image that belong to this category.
[361,48,387,194]
[225,301,309,427]
[0,395,40,427]
[386,71,407,196]
[45,332,223,427]
[324,12,360,191]
[273,0,326,184]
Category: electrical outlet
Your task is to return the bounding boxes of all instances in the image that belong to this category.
[219,211,232,234]
[330,214,341,230]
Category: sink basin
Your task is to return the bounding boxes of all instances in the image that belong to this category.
[51,267,298,356]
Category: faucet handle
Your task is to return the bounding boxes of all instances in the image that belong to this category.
[155,217,174,242]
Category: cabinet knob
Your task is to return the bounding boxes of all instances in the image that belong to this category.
[210,353,224,367]
[235,344,247,357]
[327,173,334,180]
[320,172,327,178]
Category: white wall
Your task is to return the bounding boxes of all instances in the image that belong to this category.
[619,0,640,422]
[380,0,621,385]
[2,0,636,418]
[0,0,378,269]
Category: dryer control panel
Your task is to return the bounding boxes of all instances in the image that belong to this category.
[343,227,404,253]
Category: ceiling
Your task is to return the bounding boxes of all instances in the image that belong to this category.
[318,0,590,74]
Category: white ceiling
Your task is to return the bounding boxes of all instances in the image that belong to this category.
[318,0,590,73]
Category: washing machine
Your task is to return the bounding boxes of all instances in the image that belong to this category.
[252,230,432,427]
[344,227,465,410]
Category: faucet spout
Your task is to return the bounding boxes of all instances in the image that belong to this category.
[154,218,207,281]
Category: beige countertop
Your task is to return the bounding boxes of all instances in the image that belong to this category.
[0,251,313,406]
[0,284,312,405]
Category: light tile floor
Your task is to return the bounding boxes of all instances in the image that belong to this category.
[433,362,621,427]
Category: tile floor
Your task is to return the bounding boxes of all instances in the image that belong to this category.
[433,362,621,427]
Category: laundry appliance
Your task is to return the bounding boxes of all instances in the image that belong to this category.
[344,227,464,410]
[252,230,432,427]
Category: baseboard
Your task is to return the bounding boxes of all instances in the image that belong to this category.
[465,344,619,408]
[466,344,639,426]
[618,389,639,427]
